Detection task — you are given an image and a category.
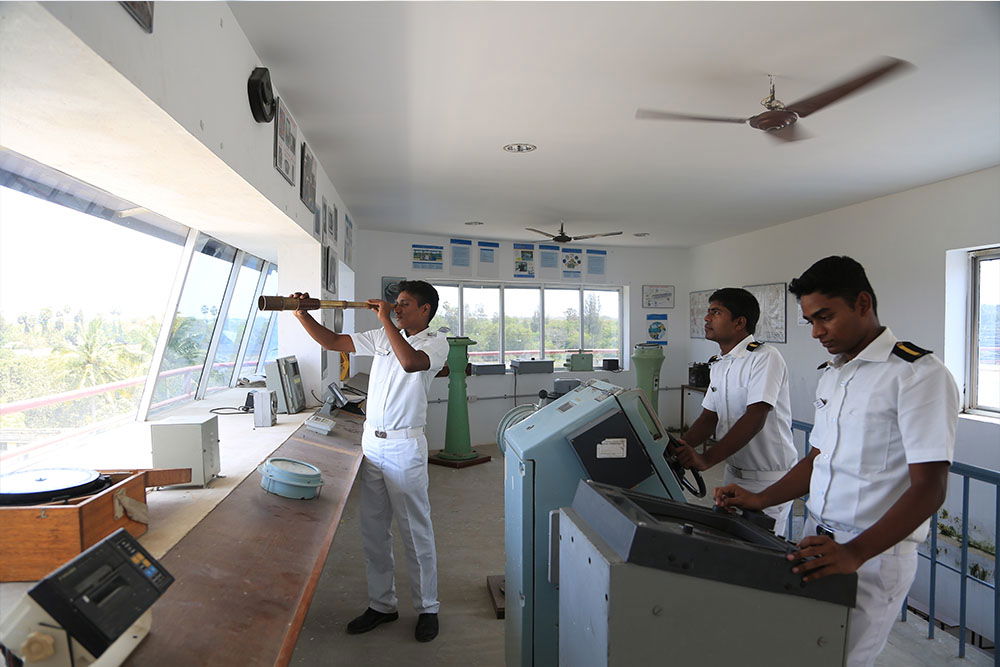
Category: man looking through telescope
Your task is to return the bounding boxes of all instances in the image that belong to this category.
[288,280,447,643]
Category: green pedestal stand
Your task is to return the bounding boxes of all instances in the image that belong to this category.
[429,336,491,469]
[632,342,665,419]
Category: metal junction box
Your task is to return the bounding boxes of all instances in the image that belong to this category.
[510,359,554,374]
[150,415,220,487]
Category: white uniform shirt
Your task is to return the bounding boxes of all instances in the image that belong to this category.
[701,335,797,472]
[350,326,449,432]
[807,327,959,544]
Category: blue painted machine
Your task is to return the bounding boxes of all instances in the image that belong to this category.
[502,379,704,666]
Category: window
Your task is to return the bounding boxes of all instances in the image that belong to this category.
[504,287,541,365]
[147,234,237,416]
[0,156,186,471]
[205,253,265,393]
[237,263,279,379]
[544,288,581,366]
[462,285,500,363]
[969,248,1000,414]
[428,281,623,368]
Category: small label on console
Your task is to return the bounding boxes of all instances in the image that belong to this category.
[596,438,627,458]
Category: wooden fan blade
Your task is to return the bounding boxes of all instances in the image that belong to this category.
[571,232,624,240]
[764,124,810,143]
[784,57,913,118]
[526,228,556,238]
[635,108,747,124]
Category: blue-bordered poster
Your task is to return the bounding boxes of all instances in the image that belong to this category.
[450,238,472,275]
[513,243,535,278]
[412,244,444,270]
[561,247,583,280]
[477,241,499,278]
[646,313,668,345]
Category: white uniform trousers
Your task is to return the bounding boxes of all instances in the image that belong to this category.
[722,466,793,538]
[360,430,439,614]
[803,517,918,667]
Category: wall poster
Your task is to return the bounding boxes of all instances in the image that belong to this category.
[743,282,788,343]
[477,241,499,278]
[561,247,583,280]
[412,244,444,271]
[646,313,668,345]
[513,243,535,278]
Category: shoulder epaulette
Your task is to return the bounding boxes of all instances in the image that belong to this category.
[892,341,932,363]
[817,361,830,370]
[708,355,720,364]
[746,341,764,352]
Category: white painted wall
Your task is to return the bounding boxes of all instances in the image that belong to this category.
[349,229,693,445]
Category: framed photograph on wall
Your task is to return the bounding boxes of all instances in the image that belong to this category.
[344,215,354,266]
[331,204,339,244]
[382,276,405,304]
[642,285,675,309]
[689,289,716,339]
[273,98,296,186]
[326,249,338,295]
[743,282,788,343]
[300,142,317,213]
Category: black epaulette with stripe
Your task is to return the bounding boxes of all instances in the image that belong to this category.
[892,341,932,362]
[708,355,720,364]
[746,341,764,352]
[817,361,830,370]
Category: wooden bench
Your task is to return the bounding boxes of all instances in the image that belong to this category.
[125,413,365,666]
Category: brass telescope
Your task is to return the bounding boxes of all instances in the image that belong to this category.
[258,295,374,312]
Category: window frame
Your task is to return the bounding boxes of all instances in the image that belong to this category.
[430,279,624,368]
[967,247,1000,415]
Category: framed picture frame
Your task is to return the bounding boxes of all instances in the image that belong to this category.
[120,1,154,33]
[743,282,788,343]
[300,142,317,213]
[326,249,338,295]
[642,285,675,309]
[344,215,354,266]
[689,289,716,339]
[273,98,296,186]
[382,276,405,304]
[331,204,339,244]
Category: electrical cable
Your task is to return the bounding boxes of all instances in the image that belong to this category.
[209,406,252,415]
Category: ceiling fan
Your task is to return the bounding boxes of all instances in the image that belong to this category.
[635,57,913,142]
[526,221,623,243]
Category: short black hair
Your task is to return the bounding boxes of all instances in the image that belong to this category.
[397,280,439,321]
[788,256,878,315]
[709,288,760,335]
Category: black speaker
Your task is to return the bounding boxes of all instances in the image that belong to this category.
[248,67,276,123]
[602,358,620,371]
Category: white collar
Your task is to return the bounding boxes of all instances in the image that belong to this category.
[721,335,757,359]
[831,327,896,368]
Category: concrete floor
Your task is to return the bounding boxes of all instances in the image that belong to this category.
[291,443,992,666]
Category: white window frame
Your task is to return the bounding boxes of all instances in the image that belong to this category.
[967,247,1000,416]
[431,279,625,368]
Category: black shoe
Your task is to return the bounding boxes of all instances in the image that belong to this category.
[414,613,439,642]
[346,607,399,634]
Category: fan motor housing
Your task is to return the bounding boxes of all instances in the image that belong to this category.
[748,110,797,132]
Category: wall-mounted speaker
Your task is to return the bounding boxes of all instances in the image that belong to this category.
[248,67,276,123]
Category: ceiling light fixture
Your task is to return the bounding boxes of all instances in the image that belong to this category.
[634,232,650,237]
[503,143,537,154]
[464,221,485,226]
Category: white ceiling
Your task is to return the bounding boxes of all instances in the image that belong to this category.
[230,2,1000,248]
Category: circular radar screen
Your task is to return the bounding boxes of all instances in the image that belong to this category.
[0,468,111,506]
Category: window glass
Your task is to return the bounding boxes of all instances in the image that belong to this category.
[583,289,621,366]
[148,235,236,416]
[430,284,459,334]
[240,264,277,378]
[462,285,500,363]
[975,256,999,411]
[544,289,581,366]
[504,287,542,365]
[206,254,264,392]
[0,181,183,471]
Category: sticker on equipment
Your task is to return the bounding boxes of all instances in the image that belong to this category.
[597,438,627,459]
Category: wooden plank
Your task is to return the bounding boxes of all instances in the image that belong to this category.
[125,414,364,667]
[142,468,193,487]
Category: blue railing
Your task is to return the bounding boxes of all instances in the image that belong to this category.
[789,420,998,663]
